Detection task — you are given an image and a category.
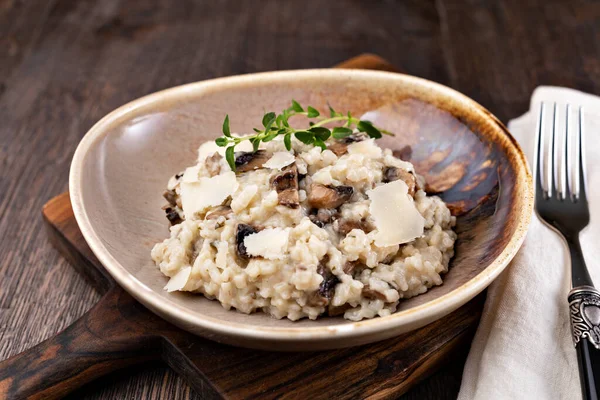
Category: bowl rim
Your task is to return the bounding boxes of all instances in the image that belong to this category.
[70,68,533,342]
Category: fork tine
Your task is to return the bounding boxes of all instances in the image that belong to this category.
[551,102,563,199]
[547,102,556,198]
[535,102,546,198]
[565,104,572,200]
[577,106,588,202]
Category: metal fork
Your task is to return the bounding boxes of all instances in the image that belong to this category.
[535,103,599,400]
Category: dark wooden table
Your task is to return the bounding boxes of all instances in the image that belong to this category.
[1,1,599,399]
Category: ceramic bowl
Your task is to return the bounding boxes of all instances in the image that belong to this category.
[70,69,533,351]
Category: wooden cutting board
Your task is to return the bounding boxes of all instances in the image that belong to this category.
[0,54,484,400]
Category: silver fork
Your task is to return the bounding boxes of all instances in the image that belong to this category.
[535,103,599,400]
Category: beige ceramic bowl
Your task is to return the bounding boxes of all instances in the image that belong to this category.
[70,69,533,351]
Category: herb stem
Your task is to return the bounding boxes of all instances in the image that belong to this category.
[216,100,394,171]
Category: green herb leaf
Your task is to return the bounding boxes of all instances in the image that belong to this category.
[263,131,279,142]
[215,137,229,147]
[291,99,304,112]
[332,126,353,139]
[314,138,327,150]
[263,116,276,138]
[284,133,292,150]
[225,146,236,171]
[280,109,290,127]
[328,103,337,117]
[309,126,331,141]
[251,137,261,152]
[307,106,320,118]
[262,112,276,127]
[295,131,314,144]
[357,120,382,139]
[217,101,392,171]
[222,115,231,137]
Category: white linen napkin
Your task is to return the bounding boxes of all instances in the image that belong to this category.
[458,87,600,400]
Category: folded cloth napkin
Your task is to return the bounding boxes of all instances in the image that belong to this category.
[458,87,600,400]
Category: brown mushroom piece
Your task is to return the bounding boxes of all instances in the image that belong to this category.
[205,205,232,220]
[205,152,223,177]
[335,218,372,236]
[270,164,299,208]
[383,167,417,196]
[163,189,178,207]
[318,266,339,297]
[327,303,352,317]
[307,258,340,308]
[327,132,368,156]
[236,223,258,259]
[362,285,387,301]
[164,207,182,226]
[309,208,337,228]
[235,150,270,173]
[308,183,353,209]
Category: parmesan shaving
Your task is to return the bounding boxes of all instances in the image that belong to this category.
[182,165,201,182]
[263,152,295,170]
[164,266,192,292]
[347,139,382,158]
[367,180,425,247]
[180,171,238,218]
[243,227,290,260]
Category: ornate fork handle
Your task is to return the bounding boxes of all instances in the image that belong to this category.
[569,286,600,349]
[568,285,600,400]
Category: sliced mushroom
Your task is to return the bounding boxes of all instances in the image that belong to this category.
[308,184,353,209]
[205,152,223,177]
[362,285,387,301]
[309,208,337,228]
[270,164,299,208]
[343,261,366,277]
[307,257,340,308]
[335,218,371,236]
[235,150,270,173]
[327,133,368,156]
[383,167,417,196]
[164,207,183,226]
[327,303,352,317]
[343,261,358,275]
[205,205,232,221]
[163,189,178,207]
[236,224,258,259]
[317,261,340,300]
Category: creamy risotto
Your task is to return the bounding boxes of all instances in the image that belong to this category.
[151,133,456,321]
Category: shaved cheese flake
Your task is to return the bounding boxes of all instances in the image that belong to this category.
[180,171,238,218]
[244,228,290,260]
[263,152,295,170]
[367,180,424,247]
[348,139,382,158]
[164,266,192,292]
[182,165,201,182]
[197,137,255,162]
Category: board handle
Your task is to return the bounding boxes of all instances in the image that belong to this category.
[0,288,163,400]
[335,53,401,72]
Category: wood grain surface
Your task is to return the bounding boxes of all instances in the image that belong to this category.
[1,0,600,399]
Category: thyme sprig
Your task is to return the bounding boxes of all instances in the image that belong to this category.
[215,100,394,171]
